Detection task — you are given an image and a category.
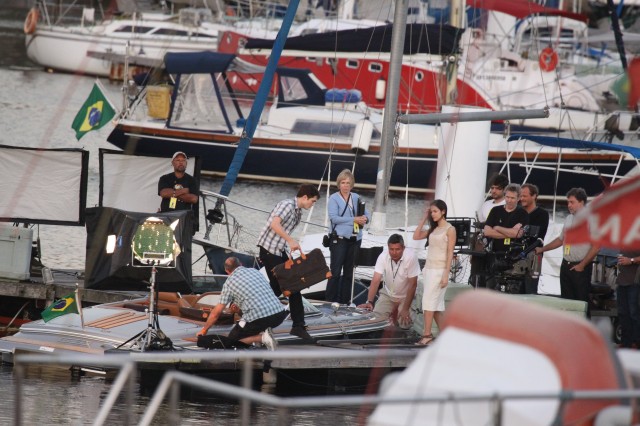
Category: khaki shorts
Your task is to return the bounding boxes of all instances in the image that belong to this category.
[373,291,411,329]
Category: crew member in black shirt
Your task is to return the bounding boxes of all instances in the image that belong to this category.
[520,183,549,240]
[484,184,529,253]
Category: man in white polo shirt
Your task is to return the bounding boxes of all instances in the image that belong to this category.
[359,234,421,328]
[536,187,599,313]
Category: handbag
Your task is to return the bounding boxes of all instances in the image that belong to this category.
[272,248,332,296]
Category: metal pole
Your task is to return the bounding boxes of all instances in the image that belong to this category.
[369,0,409,235]
[240,358,253,425]
[169,380,180,425]
[14,363,23,426]
[397,108,549,125]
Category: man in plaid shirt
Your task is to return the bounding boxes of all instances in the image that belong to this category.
[197,257,286,350]
[257,184,320,341]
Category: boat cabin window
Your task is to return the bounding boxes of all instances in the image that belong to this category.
[151,28,190,36]
[415,71,424,82]
[346,60,359,69]
[280,76,309,103]
[115,25,154,34]
[368,62,383,73]
[167,73,237,132]
[291,120,381,140]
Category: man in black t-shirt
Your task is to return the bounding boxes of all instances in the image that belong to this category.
[484,184,529,253]
[158,151,199,213]
[520,183,549,240]
[158,152,199,236]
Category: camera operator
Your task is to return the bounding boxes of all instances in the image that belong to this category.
[483,184,529,253]
[482,184,529,292]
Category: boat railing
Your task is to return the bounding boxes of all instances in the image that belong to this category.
[199,189,326,256]
[583,110,640,144]
[10,349,640,426]
[36,0,107,27]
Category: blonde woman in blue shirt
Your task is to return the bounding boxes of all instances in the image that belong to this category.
[326,169,369,304]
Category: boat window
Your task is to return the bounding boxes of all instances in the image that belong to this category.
[415,71,424,82]
[346,60,359,69]
[151,28,189,37]
[115,25,154,34]
[368,62,383,73]
[167,73,237,132]
[280,76,308,103]
[291,120,380,140]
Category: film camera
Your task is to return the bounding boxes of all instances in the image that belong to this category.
[469,225,544,294]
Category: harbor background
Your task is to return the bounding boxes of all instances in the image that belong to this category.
[0,4,423,424]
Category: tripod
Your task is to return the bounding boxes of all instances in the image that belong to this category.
[118,266,174,351]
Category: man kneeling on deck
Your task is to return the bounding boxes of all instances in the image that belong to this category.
[196,257,287,350]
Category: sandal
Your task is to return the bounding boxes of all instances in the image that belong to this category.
[415,334,435,346]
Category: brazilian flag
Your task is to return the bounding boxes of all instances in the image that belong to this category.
[41,293,78,322]
[71,83,116,140]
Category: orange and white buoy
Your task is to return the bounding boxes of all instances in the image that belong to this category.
[539,47,559,72]
[24,7,39,35]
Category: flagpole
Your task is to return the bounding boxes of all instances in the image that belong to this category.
[75,283,84,329]
[94,78,118,115]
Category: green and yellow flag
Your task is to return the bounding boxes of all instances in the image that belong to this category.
[41,293,78,322]
[71,83,116,140]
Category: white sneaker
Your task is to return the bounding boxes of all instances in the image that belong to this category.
[261,327,278,351]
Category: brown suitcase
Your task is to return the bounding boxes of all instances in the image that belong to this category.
[273,248,332,296]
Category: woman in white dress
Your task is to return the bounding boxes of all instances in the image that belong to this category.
[412,199,456,345]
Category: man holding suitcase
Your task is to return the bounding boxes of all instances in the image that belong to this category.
[257,184,320,341]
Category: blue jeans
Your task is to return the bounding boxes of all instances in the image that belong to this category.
[326,238,361,304]
[617,285,640,347]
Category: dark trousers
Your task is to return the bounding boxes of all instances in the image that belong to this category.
[228,310,288,341]
[326,238,361,304]
[617,285,640,347]
[560,260,592,315]
[259,247,305,328]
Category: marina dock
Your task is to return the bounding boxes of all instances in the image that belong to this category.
[0,269,144,306]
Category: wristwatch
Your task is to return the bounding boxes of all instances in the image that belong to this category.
[366,300,374,305]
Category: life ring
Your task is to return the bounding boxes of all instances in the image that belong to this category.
[24,7,39,35]
[539,47,558,72]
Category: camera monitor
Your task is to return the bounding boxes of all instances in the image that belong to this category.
[85,207,193,292]
[447,217,472,249]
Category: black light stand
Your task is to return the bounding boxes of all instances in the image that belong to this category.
[118,264,174,351]
[117,217,180,352]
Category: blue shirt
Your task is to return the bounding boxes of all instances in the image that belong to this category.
[219,267,285,322]
[328,192,370,239]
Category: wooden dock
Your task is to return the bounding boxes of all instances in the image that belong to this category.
[0,269,145,306]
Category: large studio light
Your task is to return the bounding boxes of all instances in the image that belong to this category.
[131,217,180,267]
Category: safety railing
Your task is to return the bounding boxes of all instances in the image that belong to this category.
[11,348,640,426]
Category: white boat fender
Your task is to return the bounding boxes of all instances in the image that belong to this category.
[24,7,39,35]
[375,79,386,101]
[351,119,373,153]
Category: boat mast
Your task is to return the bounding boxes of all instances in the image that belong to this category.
[369,0,409,235]
[217,0,301,198]
[445,0,464,104]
